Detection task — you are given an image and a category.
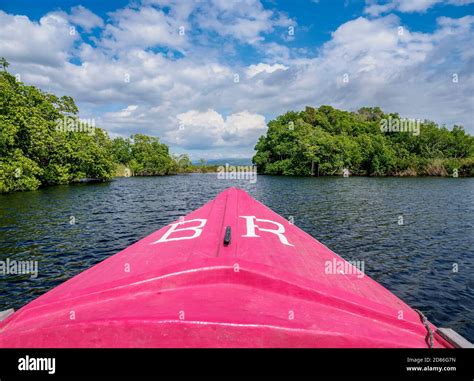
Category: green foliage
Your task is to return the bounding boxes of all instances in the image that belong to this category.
[173,154,193,172]
[111,134,176,176]
[111,137,133,165]
[0,149,42,192]
[253,105,474,177]
[0,57,9,71]
[131,134,174,175]
[0,66,115,193]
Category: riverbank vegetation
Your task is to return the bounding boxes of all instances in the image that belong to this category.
[0,65,116,193]
[253,106,474,177]
[111,137,219,176]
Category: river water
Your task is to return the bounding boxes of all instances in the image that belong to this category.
[1,174,473,341]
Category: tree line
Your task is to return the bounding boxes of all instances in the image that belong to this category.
[253,106,473,177]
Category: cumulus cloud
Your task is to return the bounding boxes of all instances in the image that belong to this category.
[167,109,267,149]
[69,6,104,32]
[0,10,77,67]
[100,6,189,51]
[195,0,295,44]
[246,63,288,78]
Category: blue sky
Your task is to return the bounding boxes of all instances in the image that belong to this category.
[0,0,473,159]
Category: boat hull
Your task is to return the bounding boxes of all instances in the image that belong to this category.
[0,188,452,348]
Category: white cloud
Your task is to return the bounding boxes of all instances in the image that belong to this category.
[167,109,266,149]
[100,6,189,51]
[69,6,104,32]
[365,0,474,16]
[322,16,434,78]
[195,0,295,44]
[0,11,77,67]
[246,63,288,78]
